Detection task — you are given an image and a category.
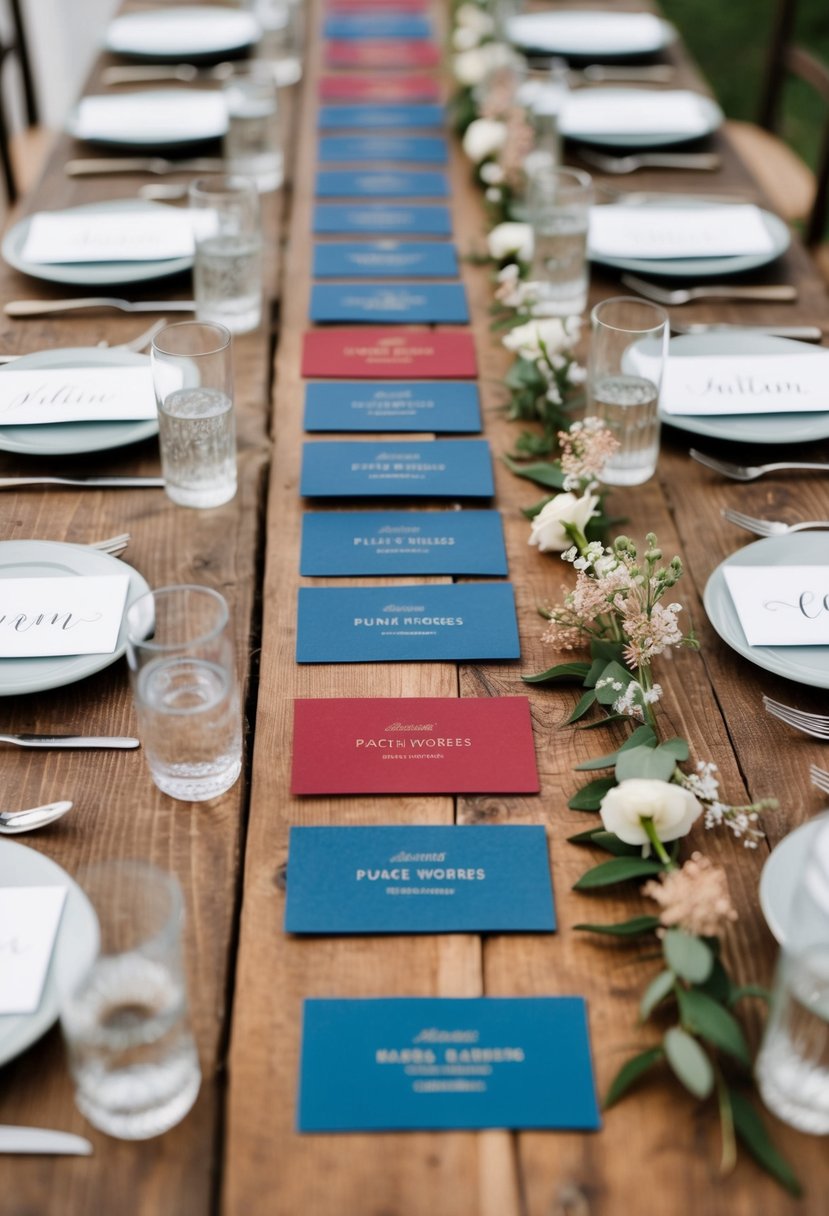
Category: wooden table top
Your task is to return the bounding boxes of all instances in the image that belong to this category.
[1,2,828,1214]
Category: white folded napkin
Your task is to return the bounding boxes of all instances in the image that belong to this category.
[561,90,710,138]
[106,9,259,55]
[74,91,227,142]
[509,11,666,54]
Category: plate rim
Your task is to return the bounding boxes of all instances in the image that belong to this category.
[759,814,829,944]
[507,10,677,58]
[104,5,261,61]
[561,89,722,149]
[0,838,99,1068]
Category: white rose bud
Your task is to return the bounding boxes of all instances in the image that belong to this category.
[462,117,507,164]
[528,491,599,552]
[487,221,533,262]
[599,778,703,847]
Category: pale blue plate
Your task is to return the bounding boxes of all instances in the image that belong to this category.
[760,814,829,944]
[703,533,829,690]
[560,89,723,149]
[104,6,260,61]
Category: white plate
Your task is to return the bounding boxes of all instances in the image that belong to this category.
[105,6,260,61]
[68,90,228,149]
[0,541,150,697]
[507,10,676,59]
[760,814,829,944]
[3,199,193,287]
[0,839,98,1068]
[589,199,790,279]
[703,534,829,690]
[0,348,157,457]
[560,88,723,149]
[659,332,829,445]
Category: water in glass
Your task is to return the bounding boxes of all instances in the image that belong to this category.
[158,386,237,508]
[757,949,829,1133]
[194,232,263,333]
[590,373,660,486]
[532,212,589,315]
[224,93,283,191]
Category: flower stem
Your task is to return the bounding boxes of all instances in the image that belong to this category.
[641,817,674,869]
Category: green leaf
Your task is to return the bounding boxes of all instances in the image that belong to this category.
[659,736,690,762]
[584,656,610,688]
[615,743,677,783]
[575,915,661,938]
[567,688,598,724]
[676,988,751,1067]
[604,1047,663,1108]
[664,929,714,984]
[729,1088,803,1197]
[699,957,732,1004]
[663,1027,714,1100]
[520,495,554,520]
[589,638,625,663]
[566,829,641,856]
[573,856,665,890]
[574,725,657,772]
[577,712,628,730]
[502,458,567,490]
[620,724,658,751]
[568,776,616,811]
[594,661,634,706]
[640,969,676,1020]
[729,983,771,1006]
[522,661,590,685]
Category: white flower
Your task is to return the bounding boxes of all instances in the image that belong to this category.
[480,161,506,185]
[487,221,533,262]
[528,491,599,552]
[502,317,576,361]
[453,48,489,86]
[462,117,507,163]
[456,4,495,35]
[599,779,703,848]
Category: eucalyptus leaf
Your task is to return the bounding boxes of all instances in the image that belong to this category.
[566,829,640,856]
[568,776,616,811]
[522,661,591,685]
[501,457,566,490]
[729,1088,803,1196]
[573,856,665,889]
[521,495,554,520]
[676,988,751,1068]
[664,929,714,984]
[664,1027,714,1100]
[640,969,675,1020]
[577,712,628,730]
[604,1047,663,1108]
[584,657,610,688]
[567,688,598,724]
[660,737,690,762]
[589,638,626,662]
[594,661,634,706]
[615,743,677,784]
[575,916,661,938]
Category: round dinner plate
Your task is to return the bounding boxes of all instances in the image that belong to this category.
[760,814,829,944]
[0,348,157,457]
[104,6,260,61]
[507,10,677,59]
[703,534,829,690]
[0,839,99,1068]
[659,332,829,445]
[3,199,193,288]
[67,90,228,150]
[560,89,723,149]
[589,200,790,279]
[0,540,150,697]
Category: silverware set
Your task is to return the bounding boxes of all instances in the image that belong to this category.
[0,475,165,489]
[811,765,829,795]
[764,697,829,741]
[670,321,823,341]
[690,449,829,480]
[621,274,797,307]
[722,508,829,536]
[65,156,225,178]
[5,298,195,317]
[577,148,722,174]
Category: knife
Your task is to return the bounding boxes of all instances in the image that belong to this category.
[0,1125,92,1155]
[65,157,226,178]
[0,733,140,748]
[5,300,196,317]
[0,476,166,489]
[671,322,824,342]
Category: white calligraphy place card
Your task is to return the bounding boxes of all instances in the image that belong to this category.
[657,352,829,416]
[74,92,228,144]
[0,574,130,658]
[0,366,157,425]
[589,205,775,260]
[723,566,829,646]
[562,91,708,138]
[21,209,201,264]
[0,886,67,1015]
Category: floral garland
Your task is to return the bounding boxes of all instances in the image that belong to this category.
[449,0,800,1194]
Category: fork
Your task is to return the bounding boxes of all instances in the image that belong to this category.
[577,148,722,174]
[5,298,195,317]
[621,274,797,306]
[0,320,167,364]
[722,509,829,537]
[764,697,829,740]
[690,449,829,480]
[810,765,829,795]
[89,533,131,557]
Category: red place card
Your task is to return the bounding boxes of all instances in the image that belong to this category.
[319,74,441,102]
[291,698,540,795]
[302,329,477,379]
[326,40,441,69]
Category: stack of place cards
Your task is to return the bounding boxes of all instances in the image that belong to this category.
[303,381,479,432]
[298,996,600,1131]
[292,697,536,791]
[0,887,67,1014]
[724,566,829,646]
[300,439,493,498]
[302,330,477,378]
[312,242,459,279]
[0,366,156,425]
[588,204,775,260]
[0,575,129,658]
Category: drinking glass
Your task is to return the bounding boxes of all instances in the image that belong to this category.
[189,175,263,334]
[587,296,669,486]
[151,321,237,509]
[126,584,243,802]
[59,861,201,1140]
[520,59,570,174]
[526,165,592,315]
[222,62,283,191]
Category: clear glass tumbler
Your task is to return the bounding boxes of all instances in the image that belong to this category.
[526,165,592,315]
[59,861,201,1140]
[222,62,283,191]
[587,296,669,486]
[151,321,236,509]
[189,175,263,334]
[126,584,243,802]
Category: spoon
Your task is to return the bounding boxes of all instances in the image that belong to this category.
[0,801,73,834]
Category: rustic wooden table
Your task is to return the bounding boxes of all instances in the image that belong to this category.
[1,2,828,1214]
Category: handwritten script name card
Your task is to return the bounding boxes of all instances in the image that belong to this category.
[0,367,156,425]
[588,205,774,260]
[0,574,130,658]
[20,210,207,264]
[0,887,67,1014]
[724,566,829,646]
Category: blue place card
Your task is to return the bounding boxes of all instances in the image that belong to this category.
[285,826,554,933]
[315,170,449,198]
[300,439,493,498]
[310,283,468,324]
[296,583,520,663]
[298,997,601,1131]
[299,510,506,575]
[313,204,452,235]
[319,105,445,130]
[323,14,433,39]
[313,241,459,278]
[319,135,448,164]
[303,380,479,432]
